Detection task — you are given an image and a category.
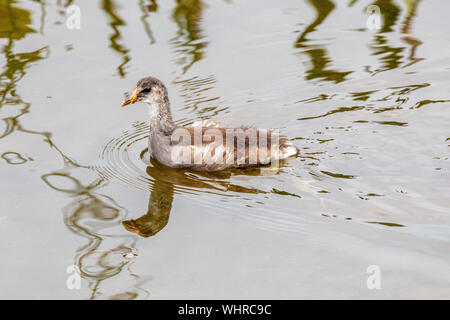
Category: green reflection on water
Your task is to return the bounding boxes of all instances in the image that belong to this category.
[171,0,206,74]
[42,171,145,299]
[367,221,405,227]
[0,0,36,40]
[0,0,143,299]
[0,0,48,142]
[1,151,28,164]
[295,0,352,83]
[101,0,130,77]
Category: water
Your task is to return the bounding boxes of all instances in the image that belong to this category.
[0,0,449,299]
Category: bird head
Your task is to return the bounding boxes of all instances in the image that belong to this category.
[121,77,168,107]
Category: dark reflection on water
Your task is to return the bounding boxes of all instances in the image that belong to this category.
[171,0,206,74]
[122,168,173,238]
[138,0,157,44]
[0,1,49,146]
[169,0,221,122]
[122,158,272,238]
[367,0,424,74]
[370,33,404,73]
[0,1,35,39]
[101,0,131,77]
[1,151,29,164]
[373,0,401,33]
[295,0,352,83]
[295,0,424,80]
[0,1,143,299]
[42,171,146,299]
[400,0,423,68]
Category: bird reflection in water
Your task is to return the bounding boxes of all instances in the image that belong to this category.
[122,157,287,238]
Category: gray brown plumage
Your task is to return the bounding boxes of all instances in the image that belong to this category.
[121,77,298,171]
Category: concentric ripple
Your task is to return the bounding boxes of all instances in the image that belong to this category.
[94,121,155,191]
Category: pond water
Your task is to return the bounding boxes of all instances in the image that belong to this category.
[0,0,449,299]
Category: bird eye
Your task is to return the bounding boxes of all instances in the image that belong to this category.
[141,88,151,94]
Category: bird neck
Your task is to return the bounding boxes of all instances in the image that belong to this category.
[147,99,176,135]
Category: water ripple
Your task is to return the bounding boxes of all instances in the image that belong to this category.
[95,121,153,192]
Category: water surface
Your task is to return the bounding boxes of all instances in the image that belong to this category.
[0,0,449,299]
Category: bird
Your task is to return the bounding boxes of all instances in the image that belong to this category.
[121,76,298,171]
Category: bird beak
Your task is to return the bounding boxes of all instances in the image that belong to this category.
[121,89,138,107]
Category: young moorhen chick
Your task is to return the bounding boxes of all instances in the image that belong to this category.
[121,77,298,171]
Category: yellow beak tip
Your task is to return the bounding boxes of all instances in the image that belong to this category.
[121,90,138,107]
